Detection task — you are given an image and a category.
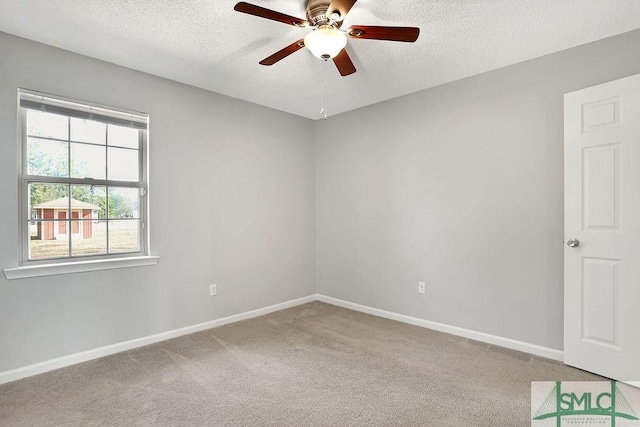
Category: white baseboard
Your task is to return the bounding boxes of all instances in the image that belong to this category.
[316,294,564,362]
[0,293,566,386]
[0,294,316,385]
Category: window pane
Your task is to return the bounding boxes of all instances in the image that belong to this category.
[71,220,107,257]
[108,147,139,181]
[27,138,69,177]
[28,183,71,260]
[21,91,148,263]
[108,220,139,254]
[108,187,139,219]
[27,110,68,140]
[29,183,69,219]
[71,185,106,219]
[70,118,106,145]
[108,125,138,149]
[29,222,70,260]
[71,143,106,179]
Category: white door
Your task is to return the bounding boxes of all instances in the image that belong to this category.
[564,73,640,384]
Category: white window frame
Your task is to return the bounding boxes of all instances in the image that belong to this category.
[4,89,158,279]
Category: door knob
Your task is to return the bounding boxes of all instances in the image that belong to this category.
[567,239,580,248]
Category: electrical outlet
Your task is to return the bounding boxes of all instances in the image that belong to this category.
[418,282,426,294]
[209,284,217,296]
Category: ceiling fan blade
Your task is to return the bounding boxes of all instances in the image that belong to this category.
[234,2,308,27]
[259,40,306,66]
[327,0,358,21]
[347,25,420,42]
[333,49,356,76]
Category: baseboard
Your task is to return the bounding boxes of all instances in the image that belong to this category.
[0,293,565,385]
[0,294,316,385]
[316,294,564,362]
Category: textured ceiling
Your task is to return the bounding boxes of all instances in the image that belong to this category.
[1,0,639,119]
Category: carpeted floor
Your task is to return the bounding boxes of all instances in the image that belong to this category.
[0,301,600,426]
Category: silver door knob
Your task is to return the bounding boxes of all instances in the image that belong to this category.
[567,239,580,248]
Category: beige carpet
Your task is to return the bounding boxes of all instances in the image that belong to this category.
[0,301,600,426]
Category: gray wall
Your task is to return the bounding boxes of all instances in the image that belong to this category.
[0,32,316,372]
[316,29,640,350]
[2,27,640,374]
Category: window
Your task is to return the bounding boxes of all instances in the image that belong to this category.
[17,89,149,264]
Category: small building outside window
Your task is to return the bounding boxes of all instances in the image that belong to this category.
[32,197,99,241]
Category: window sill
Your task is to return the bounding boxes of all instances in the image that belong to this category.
[3,256,159,280]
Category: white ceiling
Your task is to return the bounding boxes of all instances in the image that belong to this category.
[1,0,639,120]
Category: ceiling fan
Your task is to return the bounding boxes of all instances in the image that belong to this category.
[234,0,420,76]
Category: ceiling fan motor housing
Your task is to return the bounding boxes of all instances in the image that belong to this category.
[306,0,339,27]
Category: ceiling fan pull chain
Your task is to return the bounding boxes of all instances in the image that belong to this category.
[320,60,328,120]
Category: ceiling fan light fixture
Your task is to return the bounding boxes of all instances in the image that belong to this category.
[304,27,347,60]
